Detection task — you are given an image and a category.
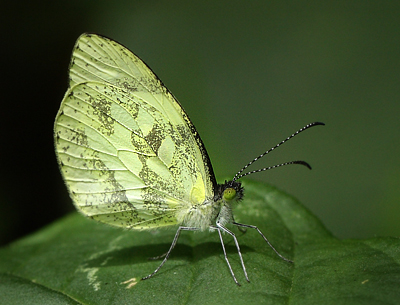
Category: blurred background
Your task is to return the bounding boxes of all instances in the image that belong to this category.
[1,1,399,246]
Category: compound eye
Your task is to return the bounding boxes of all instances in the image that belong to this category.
[223,187,237,201]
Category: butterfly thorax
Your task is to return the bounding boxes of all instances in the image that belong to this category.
[181,180,244,231]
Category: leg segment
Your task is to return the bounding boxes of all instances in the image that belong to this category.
[141,226,198,281]
[233,222,293,263]
[216,222,250,285]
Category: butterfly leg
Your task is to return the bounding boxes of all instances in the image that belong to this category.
[233,222,293,263]
[216,227,240,286]
[141,226,198,281]
[216,222,250,285]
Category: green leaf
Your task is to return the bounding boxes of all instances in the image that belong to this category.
[1,180,399,304]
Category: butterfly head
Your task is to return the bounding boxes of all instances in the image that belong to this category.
[215,180,244,203]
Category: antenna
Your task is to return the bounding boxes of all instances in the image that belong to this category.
[232,122,325,182]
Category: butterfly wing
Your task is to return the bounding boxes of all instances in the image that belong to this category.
[54,34,216,229]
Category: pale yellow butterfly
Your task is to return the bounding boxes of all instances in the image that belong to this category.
[54,33,324,285]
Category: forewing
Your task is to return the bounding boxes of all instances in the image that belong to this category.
[54,34,216,229]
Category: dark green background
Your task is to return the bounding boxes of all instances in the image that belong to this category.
[1,1,399,246]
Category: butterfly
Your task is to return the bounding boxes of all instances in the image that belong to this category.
[54,33,324,286]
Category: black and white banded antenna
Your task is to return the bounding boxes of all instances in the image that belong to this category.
[232,122,325,182]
